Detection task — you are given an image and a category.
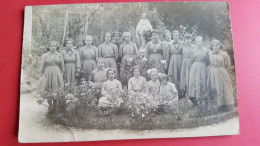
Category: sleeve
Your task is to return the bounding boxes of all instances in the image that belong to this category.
[142,77,147,92]
[128,78,133,93]
[119,44,123,59]
[117,80,122,90]
[223,51,231,70]
[59,54,65,73]
[145,42,150,59]
[167,44,172,63]
[39,54,46,74]
[75,51,81,70]
[190,49,195,64]
[94,46,98,61]
[133,43,139,55]
[145,82,150,93]
[98,45,102,57]
[171,83,178,99]
[162,43,167,60]
[101,81,109,96]
[113,44,119,61]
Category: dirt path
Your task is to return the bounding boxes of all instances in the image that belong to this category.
[18,93,239,143]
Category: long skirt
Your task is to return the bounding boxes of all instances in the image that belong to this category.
[64,62,76,85]
[42,66,64,92]
[148,53,165,73]
[180,58,192,91]
[168,54,182,82]
[104,57,119,79]
[207,67,234,106]
[188,62,207,99]
[82,59,96,79]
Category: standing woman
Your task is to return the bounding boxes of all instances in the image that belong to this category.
[79,35,98,80]
[168,30,183,83]
[144,30,167,73]
[119,32,139,61]
[180,33,196,96]
[207,40,234,110]
[38,41,64,92]
[61,38,81,85]
[98,32,119,78]
[112,31,122,50]
[163,31,173,49]
[188,36,210,106]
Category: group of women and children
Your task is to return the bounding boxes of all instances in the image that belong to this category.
[37,29,235,112]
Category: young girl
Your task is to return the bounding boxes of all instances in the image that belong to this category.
[158,74,178,106]
[188,36,210,106]
[180,33,196,96]
[79,35,98,80]
[98,32,119,78]
[98,68,123,108]
[146,68,160,95]
[144,30,167,73]
[119,32,139,61]
[61,38,81,85]
[207,39,234,111]
[168,30,183,83]
[128,66,147,94]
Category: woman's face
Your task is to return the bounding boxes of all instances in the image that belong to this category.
[185,38,192,44]
[49,43,57,52]
[113,34,121,42]
[97,60,105,69]
[104,34,111,43]
[124,34,131,42]
[165,33,172,41]
[85,37,92,46]
[66,40,73,48]
[196,38,203,46]
[212,42,220,52]
[172,33,180,41]
[134,69,141,77]
[108,71,115,80]
[151,33,159,42]
[150,72,158,81]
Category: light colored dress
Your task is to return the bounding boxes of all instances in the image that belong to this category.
[98,43,119,78]
[61,49,81,84]
[119,42,139,61]
[188,47,210,99]
[207,51,234,106]
[180,44,196,91]
[145,41,167,73]
[159,82,178,105]
[128,76,147,93]
[168,41,183,82]
[79,46,98,79]
[146,80,160,95]
[89,68,107,89]
[98,79,123,107]
[38,52,64,92]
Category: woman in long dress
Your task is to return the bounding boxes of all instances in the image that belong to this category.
[119,32,139,61]
[207,40,234,110]
[168,30,183,83]
[79,35,98,80]
[61,39,81,85]
[180,33,196,96]
[128,66,147,94]
[98,32,119,79]
[145,30,167,73]
[98,68,123,108]
[37,41,65,115]
[188,36,210,106]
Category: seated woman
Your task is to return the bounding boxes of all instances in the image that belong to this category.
[146,68,160,95]
[98,68,123,108]
[128,66,147,94]
[158,74,178,106]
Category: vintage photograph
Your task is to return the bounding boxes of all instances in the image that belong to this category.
[19,1,239,143]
